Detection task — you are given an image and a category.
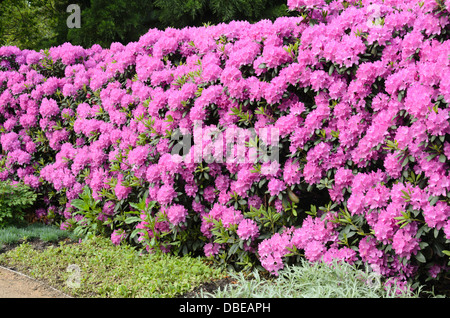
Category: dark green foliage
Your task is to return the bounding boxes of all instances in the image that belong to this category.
[154,0,291,29]
[0,0,60,50]
[0,181,37,228]
[0,0,292,50]
[69,185,106,239]
[64,0,158,48]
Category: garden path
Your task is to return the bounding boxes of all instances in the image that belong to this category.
[0,265,70,298]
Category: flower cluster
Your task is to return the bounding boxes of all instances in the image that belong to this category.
[0,0,449,288]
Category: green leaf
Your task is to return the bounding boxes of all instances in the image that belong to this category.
[258,179,267,188]
[434,228,440,239]
[258,63,267,69]
[328,64,335,75]
[401,156,409,167]
[125,216,142,224]
[429,196,439,206]
[229,243,240,255]
[414,251,426,263]
[287,189,299,203]
[147,201,157,210]
[71,199,89,212]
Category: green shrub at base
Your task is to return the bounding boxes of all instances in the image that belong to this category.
[0,181,37,228]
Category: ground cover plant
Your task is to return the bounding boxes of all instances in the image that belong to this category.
[199,259,429,298]
[0,0,449,294]
[0,235,226,298]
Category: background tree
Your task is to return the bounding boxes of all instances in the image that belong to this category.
[154,0,291,29]
[0,0,60,50]
[0,0,293,50]
[63,0,159,49]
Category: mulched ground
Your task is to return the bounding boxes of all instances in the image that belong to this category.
[0,239,74,298]
[178,276,238,298]
[0,237,75,256]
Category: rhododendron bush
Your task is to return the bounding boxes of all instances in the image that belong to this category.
[0,0,449,288]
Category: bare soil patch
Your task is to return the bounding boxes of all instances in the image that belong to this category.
[0,265,70,298]
[0,239,74,298]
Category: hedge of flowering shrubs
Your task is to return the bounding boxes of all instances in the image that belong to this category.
[0,0,449,289]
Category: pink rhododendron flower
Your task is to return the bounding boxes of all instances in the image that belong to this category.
[127,145,149,167]
[40,98,60,118]
[204,243,221,257]
[283,159,301,186]
[166,204,188,226]
[0,132,20,151]
[267,178,286,196]
[322,247,357,265]
[258,230,294,275]
[384,152,403,178]
[423,201,450,230]
[221,206,243,228]
[237,219,259,240]
[111,229,126,245]
[392,224,420,260]
[156,184,177,206]
[426,109,449,136]
[444,221,450,240]
[115,175,132,200]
